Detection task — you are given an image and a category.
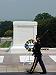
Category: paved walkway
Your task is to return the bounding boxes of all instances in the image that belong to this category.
[0,50,55,73]
[0,72,56,75]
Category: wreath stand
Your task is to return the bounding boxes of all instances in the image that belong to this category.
[24,39,35,64]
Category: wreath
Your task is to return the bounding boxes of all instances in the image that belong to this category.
[25,39,35,51]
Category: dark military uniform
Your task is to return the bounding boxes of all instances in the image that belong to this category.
[28,38,46,74]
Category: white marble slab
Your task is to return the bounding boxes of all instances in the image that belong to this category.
[10,21,37,53]
[49,55,56,62]
[0,56,4,63]
[20,55,34,62]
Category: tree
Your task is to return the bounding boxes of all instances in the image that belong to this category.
[4,30,13,37]
[0,21,13,37]
[34,13,56,47]
[34,12,53,21]
[47,18,56,47]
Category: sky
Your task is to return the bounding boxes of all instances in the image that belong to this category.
[0,0,56,21]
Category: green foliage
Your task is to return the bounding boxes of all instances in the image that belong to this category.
[4,30,13,37]
[34,12,56,47]
[0,21,13,37]
[34,12,53,21]
[0,41,11,48]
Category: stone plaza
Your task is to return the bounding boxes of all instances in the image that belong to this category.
[0,50,56,73]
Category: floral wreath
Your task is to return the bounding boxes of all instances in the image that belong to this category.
[25,39,35,51]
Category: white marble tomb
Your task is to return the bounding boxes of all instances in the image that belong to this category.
[10,21,37,54]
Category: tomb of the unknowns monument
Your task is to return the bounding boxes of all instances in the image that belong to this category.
[10,21,37,62]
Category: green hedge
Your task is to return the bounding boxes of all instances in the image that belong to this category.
[0,41,11,48]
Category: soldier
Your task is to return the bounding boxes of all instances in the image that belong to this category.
[27,35,47,74]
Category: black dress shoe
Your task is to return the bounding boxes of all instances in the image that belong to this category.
[40,72,47,74]
[27,70,33,74]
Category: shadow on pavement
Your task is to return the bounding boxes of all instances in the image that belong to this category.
[0,72,56,75]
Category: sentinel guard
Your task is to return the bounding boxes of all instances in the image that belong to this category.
[26,36,47,74]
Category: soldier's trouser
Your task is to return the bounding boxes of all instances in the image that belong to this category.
[30,56,46,72]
